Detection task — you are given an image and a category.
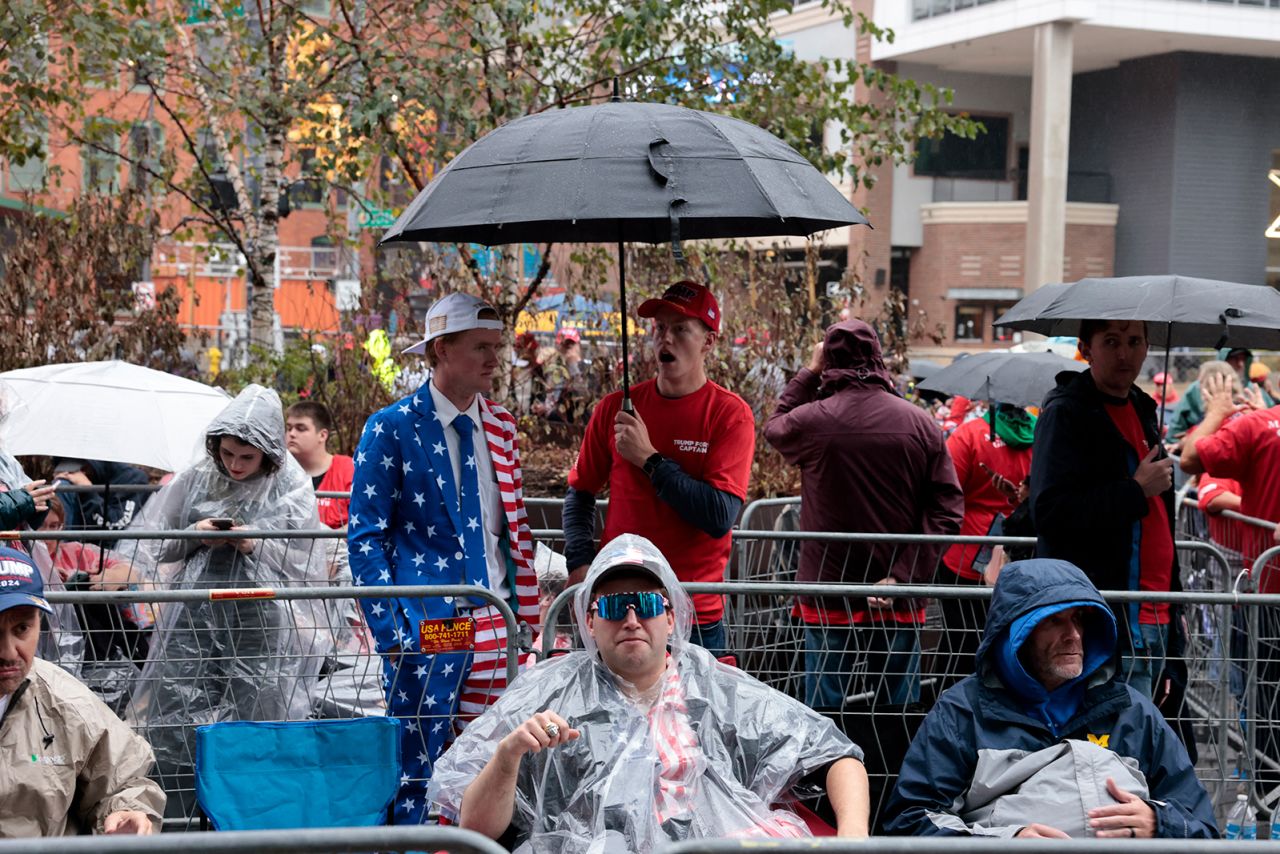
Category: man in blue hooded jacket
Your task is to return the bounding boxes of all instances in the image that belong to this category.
[882,558,1216,839]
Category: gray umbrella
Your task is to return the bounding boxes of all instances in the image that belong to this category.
[381,98,870,407]
[908,358,946,380]
[993,275,1280,349]
[917,351,1086,409]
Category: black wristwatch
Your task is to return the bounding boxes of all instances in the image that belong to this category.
[642,452,664,478]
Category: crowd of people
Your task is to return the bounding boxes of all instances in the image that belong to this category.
[1,278,1276,842]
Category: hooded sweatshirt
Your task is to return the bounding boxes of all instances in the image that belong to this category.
[765,320,963,618]
[882,559,1217,839]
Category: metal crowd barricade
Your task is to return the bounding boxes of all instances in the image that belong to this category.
[0,826,507,854]
[658,839,1275,854]
[1244,545,1280,816]
[11,527,521,828]
[540,530,1242,828]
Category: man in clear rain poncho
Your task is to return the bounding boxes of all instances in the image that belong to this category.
[123,384,329,813]
[427,534,870,851]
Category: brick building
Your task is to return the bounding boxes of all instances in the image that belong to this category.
[775,0,1280,353]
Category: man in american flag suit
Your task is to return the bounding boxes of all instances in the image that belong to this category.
[348,292,540,824]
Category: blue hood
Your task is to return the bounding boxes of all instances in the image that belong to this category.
[977,559,1118,734]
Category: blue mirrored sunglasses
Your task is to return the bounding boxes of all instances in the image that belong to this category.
[591,591,670,622]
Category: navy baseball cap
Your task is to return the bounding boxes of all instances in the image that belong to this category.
[0,547,53,616]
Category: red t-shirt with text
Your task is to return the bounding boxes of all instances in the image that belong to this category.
[1105,401,1173,624]
[569,379,754,623]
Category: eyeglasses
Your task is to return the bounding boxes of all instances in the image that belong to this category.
[591,591,670,622]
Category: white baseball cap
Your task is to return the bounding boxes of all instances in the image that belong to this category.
[403,292,504,355]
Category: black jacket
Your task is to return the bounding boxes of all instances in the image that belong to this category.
[1028,370,1179,651]
[57,460,152,531]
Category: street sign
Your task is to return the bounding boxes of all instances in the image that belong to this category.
[358,207,398,229]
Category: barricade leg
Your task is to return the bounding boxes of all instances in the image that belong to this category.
[935,577,987,693]
[1255,614,1280,807]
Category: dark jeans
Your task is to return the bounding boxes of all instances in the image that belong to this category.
[690,619,727,659]
[803,623,921,708]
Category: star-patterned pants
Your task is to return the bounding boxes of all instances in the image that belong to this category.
[382,649,471,824]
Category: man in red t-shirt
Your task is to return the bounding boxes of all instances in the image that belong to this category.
[564,281,754,654]
[1029,319,1177,701]
[1180,373,1279,588]
[286,401,354,530]
[1182,367,1280,794]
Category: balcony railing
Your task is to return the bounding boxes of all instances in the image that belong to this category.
[913,0,1277,21]
[153,242,344,281]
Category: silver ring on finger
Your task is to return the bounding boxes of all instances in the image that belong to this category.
[544,722,560,739]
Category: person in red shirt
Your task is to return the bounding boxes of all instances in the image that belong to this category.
[563,281,754,655]
[1181,364,1280,796]
[285,401,354,530]
[1029,319,1178,701]
[1195,474,1246,560]
[1180,372,1278,587]
[938,405,1034,680]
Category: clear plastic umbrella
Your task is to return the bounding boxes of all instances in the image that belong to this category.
[0,360,230,471]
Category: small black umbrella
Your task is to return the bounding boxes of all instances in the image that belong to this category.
[381,98,870,408]
[993,275,1280,349]
[908,359,946,381]
[918,351,1085,409]
[994,274,1280,431]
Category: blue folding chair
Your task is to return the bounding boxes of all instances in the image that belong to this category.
[195,717,401,830]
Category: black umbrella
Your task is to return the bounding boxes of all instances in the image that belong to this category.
[917,351,1085,409]
[994,274,1280,431]
[993,276,1280,349]
[381,97,870,408]
[908,358,946,381]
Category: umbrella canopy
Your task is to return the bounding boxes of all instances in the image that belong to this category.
[918,351,1087,409]
[381,100,869,246]
[382,98,871,409]
[908,358,946,380]
[994,276,1280,349]
[0,361,231,471]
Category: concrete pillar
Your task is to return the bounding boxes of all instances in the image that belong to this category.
[1025,21,1074,292]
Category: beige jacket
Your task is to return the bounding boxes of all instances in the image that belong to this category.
[0,657,165,837]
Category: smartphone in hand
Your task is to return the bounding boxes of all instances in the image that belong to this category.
[209,518,235,530]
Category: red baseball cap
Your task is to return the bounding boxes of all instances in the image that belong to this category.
[637,280,721,334]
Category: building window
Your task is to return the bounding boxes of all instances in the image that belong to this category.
[292,147,324,206]
[915,115,1010,181]
[7,118,47,192]
[992,306,1016,342]
[129,122,164,191]
[82,121,120,195]
[955,304,984,342]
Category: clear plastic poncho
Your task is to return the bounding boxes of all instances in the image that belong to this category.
[124,385,331,771]
[428,534,863,853]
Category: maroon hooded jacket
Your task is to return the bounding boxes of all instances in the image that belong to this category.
[764,320,964,617]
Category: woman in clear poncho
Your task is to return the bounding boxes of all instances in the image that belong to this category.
[427,535,866,852]
[124,385,329,811]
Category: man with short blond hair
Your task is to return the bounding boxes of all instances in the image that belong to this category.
[348,291,540,823]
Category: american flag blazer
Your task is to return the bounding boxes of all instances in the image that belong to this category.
[347,386,541,655]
